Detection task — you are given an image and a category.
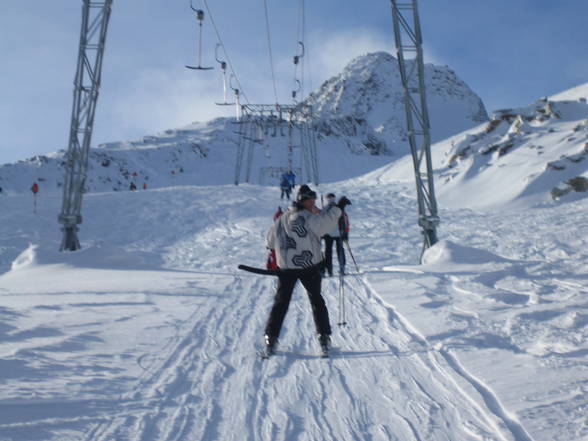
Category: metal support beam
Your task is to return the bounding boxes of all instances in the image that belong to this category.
[391,0,440,260]
[58,0,112,251]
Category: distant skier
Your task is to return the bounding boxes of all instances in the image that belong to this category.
[263,184,344,357]
[130,182,137,191]
[279,173,291,200]
[322,193,352,276]
[31,181,39,213]
[286,170,296,192]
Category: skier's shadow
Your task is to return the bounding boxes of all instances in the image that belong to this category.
[330,350,396,359]
[279,349,395,360]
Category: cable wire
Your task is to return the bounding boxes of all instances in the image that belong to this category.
[262,0,279,105]
[298,0,305,99]
[201,0,250,105]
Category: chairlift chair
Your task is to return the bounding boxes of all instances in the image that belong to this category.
[186,1,214,71]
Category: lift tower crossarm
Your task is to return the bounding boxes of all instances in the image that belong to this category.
[390,0,440,260]
[58,0,112,251]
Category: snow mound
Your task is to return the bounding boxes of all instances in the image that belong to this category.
[9,243,162,272]
[422,239,510,266]
[10,243,39,271]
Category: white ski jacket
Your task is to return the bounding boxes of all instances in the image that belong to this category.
[267,204,342,270]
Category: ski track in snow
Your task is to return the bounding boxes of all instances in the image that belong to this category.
[1,182,588,440]
[68,273,516,441]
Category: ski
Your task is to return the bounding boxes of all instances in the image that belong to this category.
[258,347,333,359]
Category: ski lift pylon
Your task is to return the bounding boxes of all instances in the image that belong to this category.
[185,0,214,71]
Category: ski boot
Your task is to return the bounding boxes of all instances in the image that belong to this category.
[260,335,278,359]
[318,334,331,358]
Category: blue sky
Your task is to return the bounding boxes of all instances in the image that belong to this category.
[1,1,588,164]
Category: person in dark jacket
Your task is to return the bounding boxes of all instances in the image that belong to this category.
[263,184,344,356]
[322,193,351,276]
[279,173,291,200]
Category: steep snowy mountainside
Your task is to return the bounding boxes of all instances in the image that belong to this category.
[307,51,488,154]
[0,52,487,194]
[0,118,239,194]
[367,93,588,208]
[550,81,588,102]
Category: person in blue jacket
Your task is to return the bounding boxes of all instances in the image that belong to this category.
[280,173,291,199]
[286,170,296,192]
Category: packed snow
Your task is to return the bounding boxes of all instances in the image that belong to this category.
[1,155,588,440]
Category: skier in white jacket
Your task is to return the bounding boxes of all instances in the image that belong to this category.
[263,184,346,356]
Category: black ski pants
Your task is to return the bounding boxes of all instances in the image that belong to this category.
[280,187,291,200]
[324,235,346,276]
[265,265,331,338]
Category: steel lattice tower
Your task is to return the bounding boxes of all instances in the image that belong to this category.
[391,0,440,259]
[234,104,319,186]
[58,0,112,251]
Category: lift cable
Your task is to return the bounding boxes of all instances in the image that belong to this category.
[262,0,279,105]
[296,0,306,99]
[201,0,250,105]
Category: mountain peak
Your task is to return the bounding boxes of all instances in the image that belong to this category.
[306,51,488,154]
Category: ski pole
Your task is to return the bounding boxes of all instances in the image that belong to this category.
[344,240,359,274]
[337,272,347,326]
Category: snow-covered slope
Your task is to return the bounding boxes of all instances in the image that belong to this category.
[0,52,487,195]
[1,174,587,441]
[0,118,238,195]
[368,83,588,208]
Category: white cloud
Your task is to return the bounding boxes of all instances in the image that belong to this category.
[301,28,446,90]
[309,28,391,84]
[96,67,235,142]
